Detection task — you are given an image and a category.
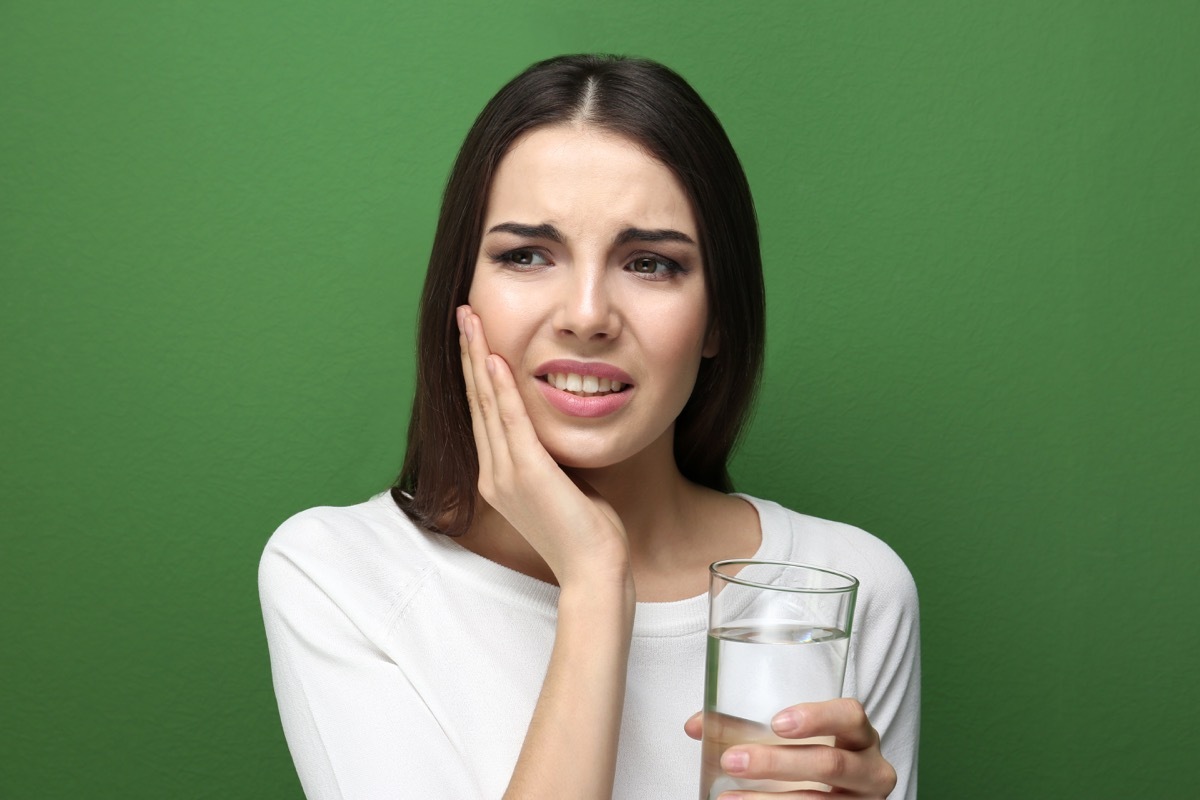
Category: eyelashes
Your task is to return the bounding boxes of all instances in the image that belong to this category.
[625,255,686,279]
[487,248,690,281]
[489,248,550,269]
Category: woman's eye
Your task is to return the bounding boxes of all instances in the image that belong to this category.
[626,256,682,279]
[498,249,549,268]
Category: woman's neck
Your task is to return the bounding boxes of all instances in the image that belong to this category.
[565,444,696,548]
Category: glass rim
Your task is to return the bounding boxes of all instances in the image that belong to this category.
[709,559,859,594]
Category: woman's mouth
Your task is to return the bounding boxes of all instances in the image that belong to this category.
[540,372,629,397]
[533,361,635,417]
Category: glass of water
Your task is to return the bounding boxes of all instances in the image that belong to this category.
[699,560,858,799]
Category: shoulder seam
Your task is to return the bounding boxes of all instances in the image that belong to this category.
[381,562,439,632]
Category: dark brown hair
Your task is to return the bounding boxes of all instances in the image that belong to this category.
[392,54,765,535]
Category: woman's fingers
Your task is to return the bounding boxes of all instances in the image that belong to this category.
[458,306,494,478]
[771,698,878,752]
[458,305,555,499]
[715,792,838,800]
[716,792,833,800]
[685,698,877,748]
[717,740,894,797]
[483,349,552,469]
[463,309,510,466]
[701,699,895,797]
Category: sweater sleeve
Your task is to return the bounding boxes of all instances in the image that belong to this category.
[855,554,921,800]
[773,502,922,798]
[258,516,485,800]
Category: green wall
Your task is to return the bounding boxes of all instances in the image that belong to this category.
[3,1,1196,797]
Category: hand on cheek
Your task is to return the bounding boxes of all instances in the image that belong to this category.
[456,305,630,588]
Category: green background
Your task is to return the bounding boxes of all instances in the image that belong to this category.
[3,1,1196,797]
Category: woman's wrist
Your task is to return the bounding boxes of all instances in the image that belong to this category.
[557,566,636,619]
[553,534,634,596]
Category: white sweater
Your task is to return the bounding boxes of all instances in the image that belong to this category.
[259,492,920,799]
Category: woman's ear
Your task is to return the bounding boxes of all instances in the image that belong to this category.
[702,325,719,358]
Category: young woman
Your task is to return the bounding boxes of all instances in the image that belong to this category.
[260,55,920,799]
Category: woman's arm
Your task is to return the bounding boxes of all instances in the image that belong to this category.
[260,526,489,799]
[458,306,636,799]
[504,582,633,798]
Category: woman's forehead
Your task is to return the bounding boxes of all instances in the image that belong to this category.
[483,125,698,242]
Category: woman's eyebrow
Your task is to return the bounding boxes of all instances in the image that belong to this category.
[486,222,563,242]
[614,227,696,246]
[484,223,696,247]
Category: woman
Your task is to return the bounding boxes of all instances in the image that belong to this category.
[260,54,919,799]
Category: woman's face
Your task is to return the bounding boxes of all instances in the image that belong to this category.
[467,124,716,471]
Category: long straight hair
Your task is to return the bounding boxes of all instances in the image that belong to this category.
[393,55,765,535]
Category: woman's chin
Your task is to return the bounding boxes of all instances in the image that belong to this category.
[548,450,623,472]
[541,439,637,473]
[535,421,676,475]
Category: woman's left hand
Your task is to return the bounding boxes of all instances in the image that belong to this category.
[685,698,897,798]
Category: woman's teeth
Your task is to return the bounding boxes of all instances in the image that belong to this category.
[545,372,625,396]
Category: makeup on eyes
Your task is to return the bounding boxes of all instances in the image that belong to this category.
[484,242,693,280]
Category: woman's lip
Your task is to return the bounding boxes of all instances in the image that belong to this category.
[533,359,634,385]
[535,379,633,418]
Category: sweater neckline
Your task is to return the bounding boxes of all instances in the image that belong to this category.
[375,492,791,638]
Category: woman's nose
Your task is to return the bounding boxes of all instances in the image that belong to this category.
[553,269,620,342]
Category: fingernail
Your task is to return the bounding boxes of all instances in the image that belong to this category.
[721,749,748,773]
[485,355,496,374]
[772,710,802,735]
[465,316,474,342]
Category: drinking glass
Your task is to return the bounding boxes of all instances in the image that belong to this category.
[699,560,858,799]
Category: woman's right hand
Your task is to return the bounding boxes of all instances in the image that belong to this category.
[457,305,631,589]
[450,306,637,800]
